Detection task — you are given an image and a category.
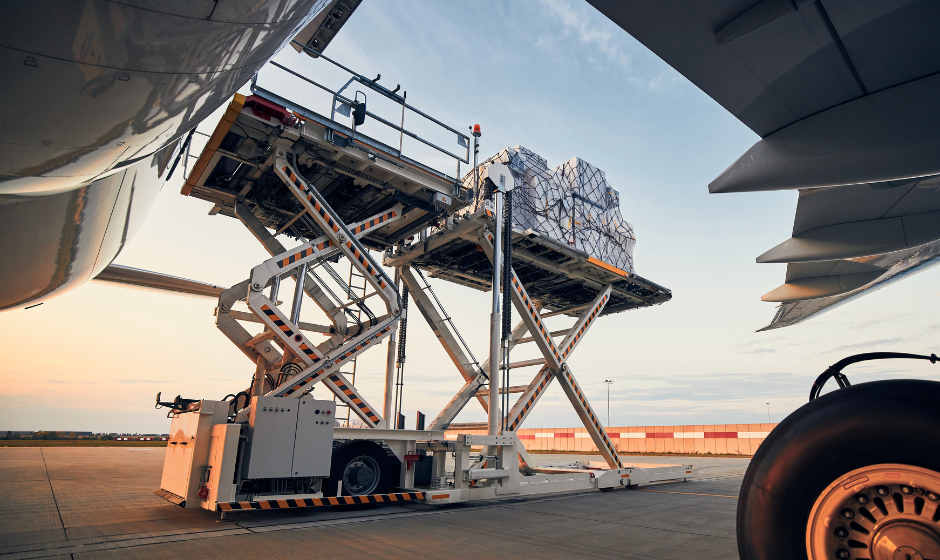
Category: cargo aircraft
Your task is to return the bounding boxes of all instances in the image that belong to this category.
[3,1,939,558]
[0,0,361,311]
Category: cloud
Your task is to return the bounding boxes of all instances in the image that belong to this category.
[535,0,686,93]
[743,348,776,354]
[829,338,909,353]
[854,312,916,329]
[628,73,682,92]
[535,0,632,69]
[115,379,166,384]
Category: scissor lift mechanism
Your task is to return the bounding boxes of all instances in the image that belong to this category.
[158,54,688,514]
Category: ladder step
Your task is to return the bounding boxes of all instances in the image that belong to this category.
[334,292,377,311]
[540,305,590,318]
[475,385,528,396]
[516,330,569,345]
[507,358,546,369]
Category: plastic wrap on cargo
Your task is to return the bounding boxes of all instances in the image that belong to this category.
[461,146,636,274]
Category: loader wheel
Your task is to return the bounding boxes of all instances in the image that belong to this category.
[324,440,392,497]
[737,380,940,560]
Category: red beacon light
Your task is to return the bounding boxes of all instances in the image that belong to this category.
[472,124,481,137]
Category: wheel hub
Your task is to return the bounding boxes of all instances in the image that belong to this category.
[342,455,380,495]
[807,464,940,560]
[872,522,935,560]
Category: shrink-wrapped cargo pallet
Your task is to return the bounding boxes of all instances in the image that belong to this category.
[462,146,637,273]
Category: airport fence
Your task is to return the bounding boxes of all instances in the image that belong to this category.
[445,423,780,456]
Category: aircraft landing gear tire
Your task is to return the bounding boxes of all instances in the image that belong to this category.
[737,379,940,560]
[324,440,392,498]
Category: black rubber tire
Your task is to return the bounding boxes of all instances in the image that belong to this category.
[323,440,392,497]
[737,379,940,559]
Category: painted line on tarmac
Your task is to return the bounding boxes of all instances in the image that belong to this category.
[637,489,738,498]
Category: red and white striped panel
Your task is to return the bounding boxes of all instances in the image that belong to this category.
[446,424,778,456]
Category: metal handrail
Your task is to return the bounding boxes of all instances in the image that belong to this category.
[258,43,470,169]
[290,41,469,143]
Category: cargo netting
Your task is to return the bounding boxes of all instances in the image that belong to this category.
[461,146,636,273]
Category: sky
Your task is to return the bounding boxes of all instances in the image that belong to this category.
[2,0,939,434]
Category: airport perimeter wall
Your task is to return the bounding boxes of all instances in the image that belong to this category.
[445,424,780,456]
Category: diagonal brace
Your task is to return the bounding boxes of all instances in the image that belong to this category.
[504,285,611,433]
[480,231,622,467]
[428,314,530,431]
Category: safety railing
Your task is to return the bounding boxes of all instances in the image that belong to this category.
[252,41,470,179]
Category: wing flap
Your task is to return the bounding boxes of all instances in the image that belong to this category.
[759,239,940,330]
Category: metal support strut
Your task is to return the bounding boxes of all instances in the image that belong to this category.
[488,171,505,436]
[478,230,623,469]
[213,154,409,428]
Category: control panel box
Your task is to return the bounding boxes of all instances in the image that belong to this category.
[246,396,334,479]
[246,396,297,479]
[293,397,335,477]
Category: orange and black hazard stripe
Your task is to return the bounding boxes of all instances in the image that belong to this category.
[278,240,332,269]
[350,209,398,235]
[297,341,319,361]
[346,241,387,289]
[562,368,623,468]
[259,304,320,361]
[510,274,561,365]
[281,367,329,397]
[508,367,552,431]
[217,492,425,512]
[261,304,294,337]
[561,294,608,359]
[329,324,391,364]
[282,165,389,291]
[280,325,392,397]
[327,373,381,425]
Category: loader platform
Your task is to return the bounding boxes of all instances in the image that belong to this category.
[385,207,671,316]
[161,46,681,519]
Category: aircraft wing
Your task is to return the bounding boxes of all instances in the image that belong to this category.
[589,0,940,328]
[92,265,225,299]
[759,176,940,329]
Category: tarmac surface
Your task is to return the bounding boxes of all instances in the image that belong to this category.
[0,447,750,559]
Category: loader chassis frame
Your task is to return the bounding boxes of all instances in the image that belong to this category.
[159,87,688,514]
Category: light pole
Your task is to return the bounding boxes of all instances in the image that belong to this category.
[604,380,614,427]
[766,403,770,423]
